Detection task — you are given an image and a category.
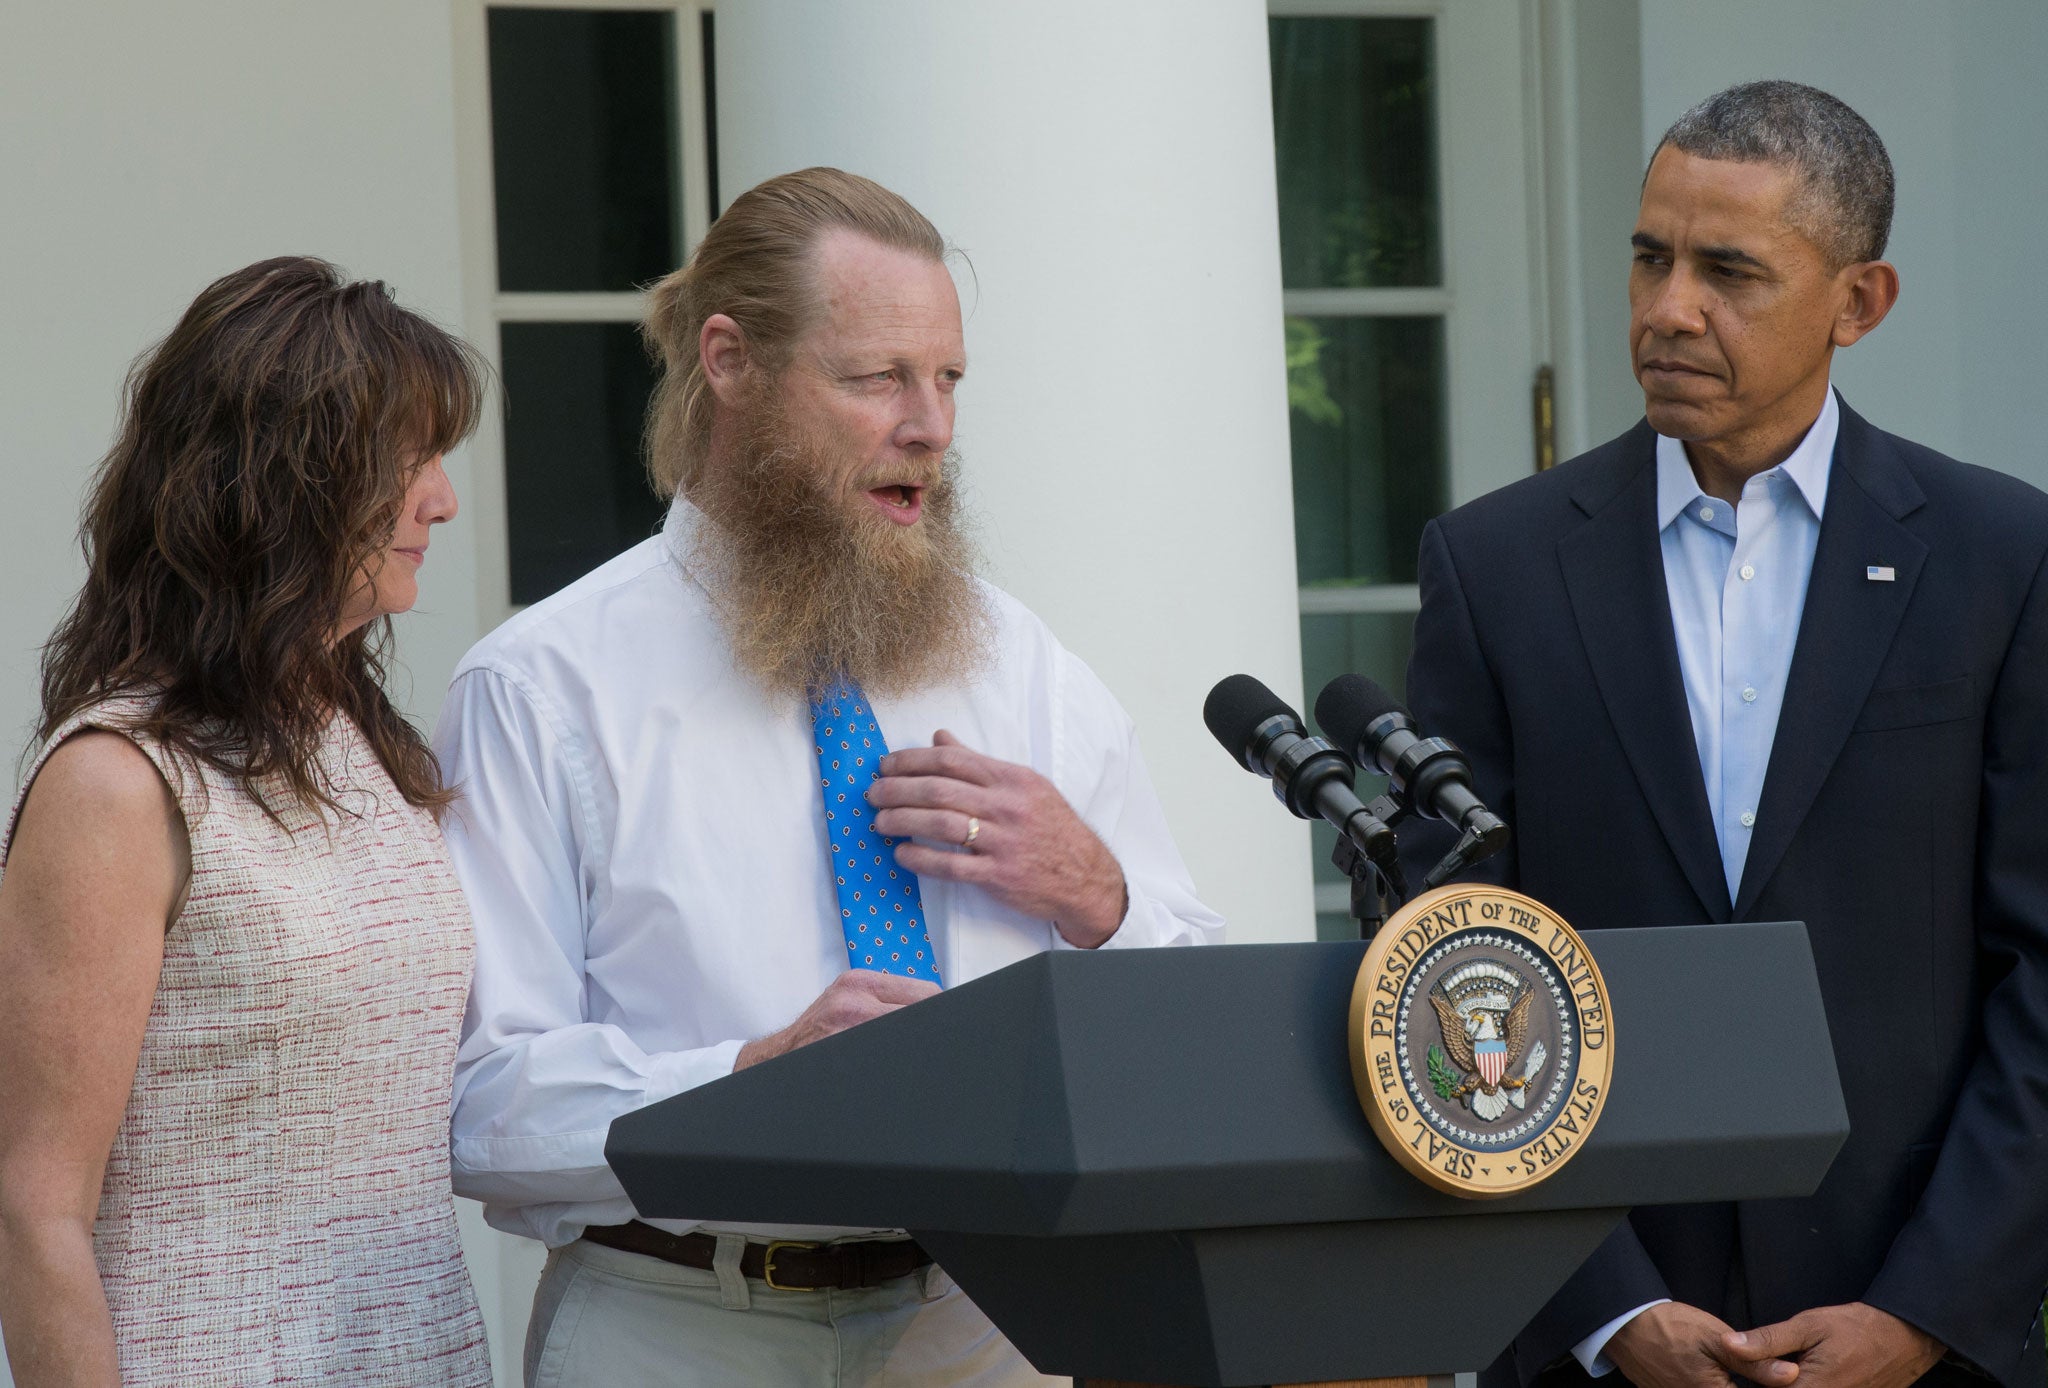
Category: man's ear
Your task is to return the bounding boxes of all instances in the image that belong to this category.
[1833,259,1900,348]
[700,313,749,402]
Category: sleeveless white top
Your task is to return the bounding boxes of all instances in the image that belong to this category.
[5,698,491,1385]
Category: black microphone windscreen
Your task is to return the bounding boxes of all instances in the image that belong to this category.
[1203,673,1295,759]
[1314,673,1407,755]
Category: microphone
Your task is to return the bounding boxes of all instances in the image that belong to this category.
[1202,674,1398,869]
[1314,674,1509,887]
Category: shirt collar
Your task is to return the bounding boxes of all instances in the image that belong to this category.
[1654,386,1839,531]
[663,491,709,552]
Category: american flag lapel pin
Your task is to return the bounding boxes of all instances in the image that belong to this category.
[1867,565,1896,582]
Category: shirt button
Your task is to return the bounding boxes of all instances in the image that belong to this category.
[1739,564,1756,581]
[1742,686,1758,703]
[1740,810,1756,828]
[1699,506,1716,522]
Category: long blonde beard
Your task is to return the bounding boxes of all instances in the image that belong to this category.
[683,406,993,700]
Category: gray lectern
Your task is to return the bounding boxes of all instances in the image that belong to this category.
[608,923,1846,1387]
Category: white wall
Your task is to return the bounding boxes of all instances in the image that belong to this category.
[1637,0,2048,489]
[0,5,526,1384]
[714,0,1317,947]
[0,1,487,756]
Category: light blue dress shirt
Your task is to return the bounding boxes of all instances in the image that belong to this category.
[1573,388,1838,1377]
[1656,387,1838,901]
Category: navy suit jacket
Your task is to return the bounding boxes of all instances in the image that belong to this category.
[1401,397,2048,1387]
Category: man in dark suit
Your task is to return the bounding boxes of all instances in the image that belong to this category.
[1403,81,2048,1388]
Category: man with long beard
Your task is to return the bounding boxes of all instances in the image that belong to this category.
[435,167,1221,1388]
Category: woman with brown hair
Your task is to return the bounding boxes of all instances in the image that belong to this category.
[0,257,494,1385]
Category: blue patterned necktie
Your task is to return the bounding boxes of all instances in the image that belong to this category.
[811,678,942,985]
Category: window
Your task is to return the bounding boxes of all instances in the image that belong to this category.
[461,1,716,611]
[1272,11,1445,938]
[1269,1,1541,938]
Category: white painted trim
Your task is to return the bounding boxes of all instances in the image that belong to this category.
[452,0,712,632]
[1282,286,1453,317]
[1297,584,1422,615]
[1269,0,1442,17]
[1434,0,1543,506]
[484,0,678,9]
[1532,0,1586,457]
[1529,0,1645,460]
[452,0,513,626]
[1521,0,1556,370]
[675,3,714,241]
[493,291,649,322]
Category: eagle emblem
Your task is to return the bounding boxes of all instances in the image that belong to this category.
[1350,884,1613,1197]
[1426,961,1550,1122]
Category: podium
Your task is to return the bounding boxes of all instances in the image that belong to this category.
[608,923,1846,1387]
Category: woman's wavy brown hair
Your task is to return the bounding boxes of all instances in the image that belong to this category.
[38,255,485,821]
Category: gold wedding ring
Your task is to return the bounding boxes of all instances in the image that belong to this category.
[962,816,981,849]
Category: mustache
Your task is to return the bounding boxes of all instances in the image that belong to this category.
[849,461,942,492]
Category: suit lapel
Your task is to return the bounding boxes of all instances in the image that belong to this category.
[1558,430,1732,922]
[1734,400,1928,917]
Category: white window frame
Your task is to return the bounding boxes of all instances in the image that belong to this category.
[452,0,715,625]
[1268,0,1543,918]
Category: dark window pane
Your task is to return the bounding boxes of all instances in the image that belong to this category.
[489,8,678,292]
[1302,611,1415,941]
[1288,315,1446,587]
[1301,609,1415,799]
[701,10,719,218]
[1301,612,1413,729]
[1270,17,1439,289]
[501,322,664,604]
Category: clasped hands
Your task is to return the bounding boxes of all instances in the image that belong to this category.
[1608,1299,1944,1388]
[735,730,1126,1070]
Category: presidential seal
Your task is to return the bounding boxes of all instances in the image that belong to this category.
[1348,884,1614,1198]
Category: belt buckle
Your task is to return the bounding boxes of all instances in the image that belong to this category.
[762,1239,821,1291]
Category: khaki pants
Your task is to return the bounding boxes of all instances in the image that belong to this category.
[526,1237,1071,1388]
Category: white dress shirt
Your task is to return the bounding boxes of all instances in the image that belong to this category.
[436,500,1223,1248]
[1575,390,1837,1376]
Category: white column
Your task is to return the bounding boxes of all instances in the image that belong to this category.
[716,0,1314,942]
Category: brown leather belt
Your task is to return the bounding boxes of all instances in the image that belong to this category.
[580,1220,932,1291]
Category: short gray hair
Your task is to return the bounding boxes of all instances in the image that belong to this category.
[1654,80,1893,268]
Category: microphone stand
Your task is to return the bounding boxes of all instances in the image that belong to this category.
[1420,808,1512,891]
[1333,792,1410,939]
[1338,794,1511,937]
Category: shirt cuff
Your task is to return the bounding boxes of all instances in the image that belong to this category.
[1051,874,1136,950]
[1574,1300,1671,1377]
[670,1036,746,1086]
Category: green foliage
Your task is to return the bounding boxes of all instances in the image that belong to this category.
[1285,316,1343,427]
[1309,198,1438,289]
[1427,1044,1462,1101]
